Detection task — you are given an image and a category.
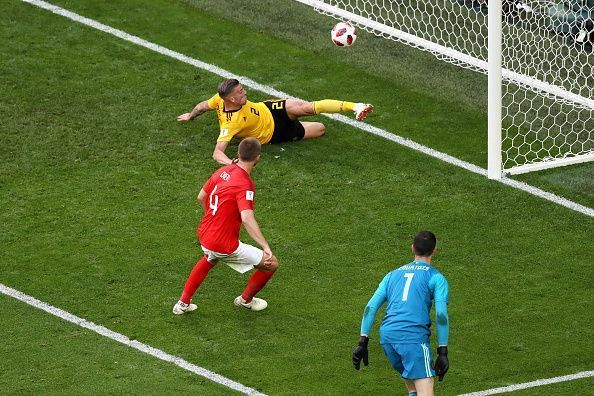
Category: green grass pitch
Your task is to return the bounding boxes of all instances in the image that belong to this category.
[1,0,593,394]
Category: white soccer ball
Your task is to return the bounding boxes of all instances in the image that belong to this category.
[331,21,357,47]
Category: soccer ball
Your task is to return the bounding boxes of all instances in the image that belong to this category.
[331,21,357,47]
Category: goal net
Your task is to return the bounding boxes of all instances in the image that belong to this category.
[296,0,594,177]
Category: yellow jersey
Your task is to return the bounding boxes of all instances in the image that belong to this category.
[207,94,275,144]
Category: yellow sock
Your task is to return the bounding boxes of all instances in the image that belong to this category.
[312,100,356,115]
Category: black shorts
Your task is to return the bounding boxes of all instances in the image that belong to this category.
[264,100,305,144]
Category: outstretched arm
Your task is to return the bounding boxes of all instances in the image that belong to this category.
[177,99,212,122]
[213,141,233,165]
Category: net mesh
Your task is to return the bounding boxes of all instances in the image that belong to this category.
[305,0,594,172]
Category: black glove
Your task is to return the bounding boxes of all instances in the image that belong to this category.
[352,336,369,370]
[433,346,449,381]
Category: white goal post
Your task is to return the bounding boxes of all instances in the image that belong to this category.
[295,0,594,179]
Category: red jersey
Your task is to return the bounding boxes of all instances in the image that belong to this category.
[197,164,255,254]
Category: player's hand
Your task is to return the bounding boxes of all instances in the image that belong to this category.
[177,113,193,122]
[433,346,449,381]
[352,336,369,370]
[262,247,274,265]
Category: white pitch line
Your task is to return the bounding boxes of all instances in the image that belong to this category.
[8,4,593,394]
[0,283,266,396]
[458,370,594,395]
[11,1,594,393]
[20,0,594,219]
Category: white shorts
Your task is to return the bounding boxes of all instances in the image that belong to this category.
[201,242,263,274]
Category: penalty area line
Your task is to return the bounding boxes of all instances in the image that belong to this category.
[458,370,594,395]
[20,0,594,219]
[0,283,266,396]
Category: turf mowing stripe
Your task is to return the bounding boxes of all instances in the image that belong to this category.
[458,370,594,395]
[20,0,594,219]
[0,283,266,396]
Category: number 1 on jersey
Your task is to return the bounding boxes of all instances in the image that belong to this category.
[402,273,415,301]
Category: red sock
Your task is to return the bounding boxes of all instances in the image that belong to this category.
[241,270,275,302]
[180,256,214,303]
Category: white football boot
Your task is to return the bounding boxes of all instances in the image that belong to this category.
[353,103,373,121]
[234,296,268,311]
[172,300,198,315]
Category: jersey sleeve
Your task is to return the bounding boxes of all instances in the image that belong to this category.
[236,180,255,212]
[360,273,390,336]
[216,120,242,143]
[434,300,449,346]
[430,272,449,345]
[207,94,240,142]
[429,273,449,303]
[202,173,216,195]
[206,93,221,110]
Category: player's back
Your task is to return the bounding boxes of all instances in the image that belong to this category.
[380,260,444,344]
[198,164,255,254]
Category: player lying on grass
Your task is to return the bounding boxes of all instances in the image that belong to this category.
[177,78,373,165]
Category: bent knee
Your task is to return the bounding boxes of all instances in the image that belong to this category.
[303,123,325,140]
[319,124,326,136]
[263,256,279,272]
[257,255,279,272]
[268,256,280,271]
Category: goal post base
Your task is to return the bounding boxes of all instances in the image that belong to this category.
[504,152,594,176]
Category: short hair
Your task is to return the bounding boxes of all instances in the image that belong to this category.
[413,231,437,257]
[238,138,261,162]
[217,79,240,99]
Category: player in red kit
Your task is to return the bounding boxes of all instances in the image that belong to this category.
[173,137,278,314]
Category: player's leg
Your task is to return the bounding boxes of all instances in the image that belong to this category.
[173,250,218,315]
[236,253,278,310]
[411,378,434,396]
[179,255,217,303]
[266,100,311,143]
[301,121,326,140]
[403,379,418,396]
[396,343,435,396]
[286,98,373,121]
[382,343,408,394]
[383,345,422,396]
[285,98,316,117]
[223,242,278,311]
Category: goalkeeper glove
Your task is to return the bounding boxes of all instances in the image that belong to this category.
[433,346,449,381]
[352,336,369,370]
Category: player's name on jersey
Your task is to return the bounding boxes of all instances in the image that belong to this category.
[398,264,430,271]
[220,171,231,182]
